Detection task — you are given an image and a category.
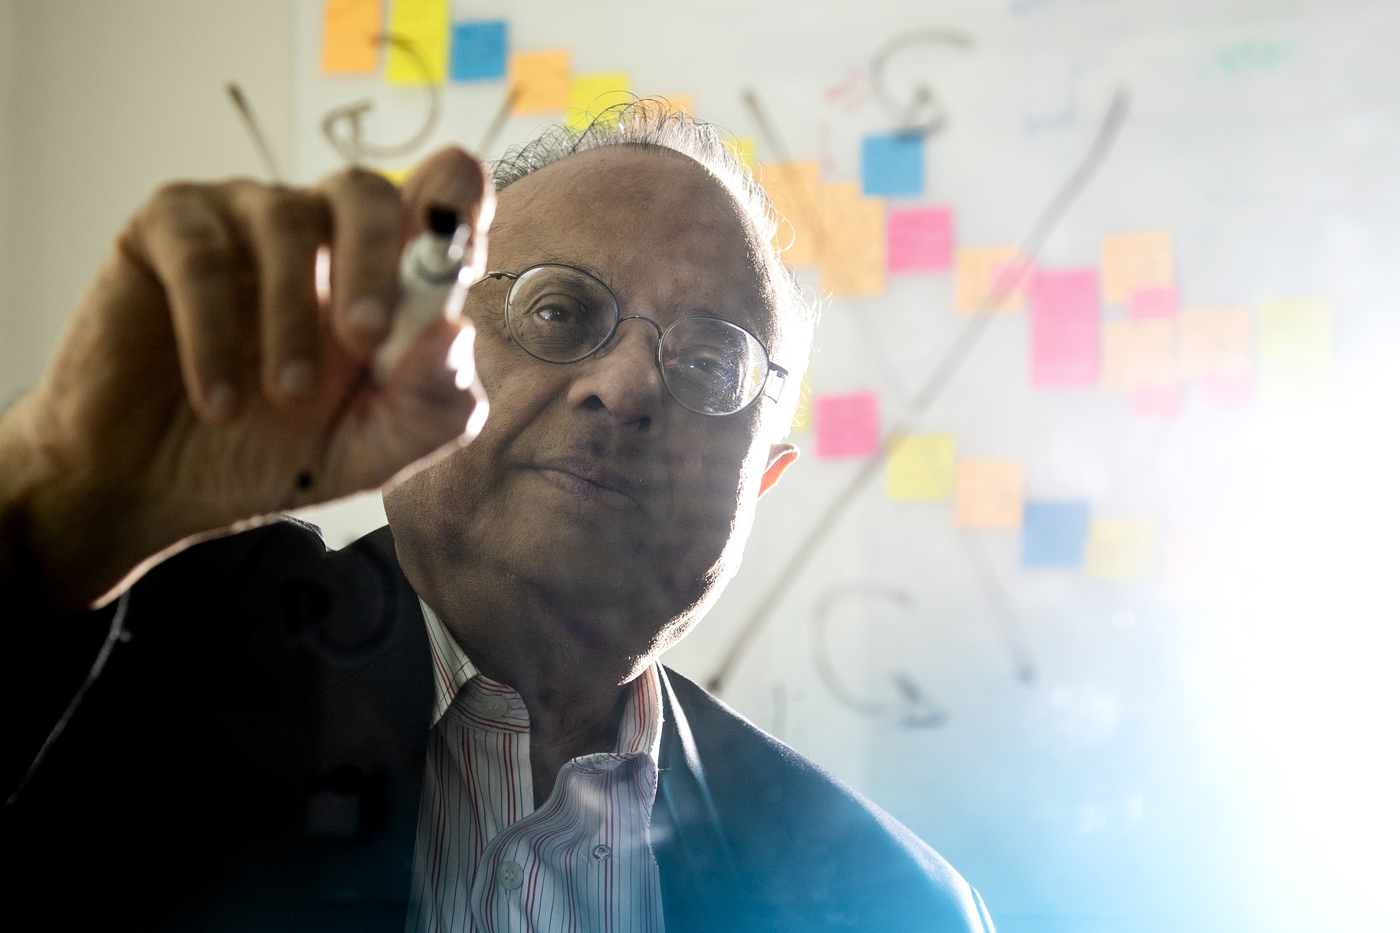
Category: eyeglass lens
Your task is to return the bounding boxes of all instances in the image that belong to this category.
[504,265,771,416]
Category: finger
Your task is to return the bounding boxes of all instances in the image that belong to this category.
[225,181,332,403]
[400,145,496,279]
[132,183,251,422]
[317,168,402,355]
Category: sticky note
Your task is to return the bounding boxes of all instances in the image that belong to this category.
[1030,268,1099,388]
[818,182,885,296]
[955,246,1024,313]
[1022,501,1090,567]
[953,460,1025,529]
[1178,309,1251,380]
[450,20,506,81]
[1085,518,1156,580]
[509,49,570,113]
[815,392,880,459]
[886,434,955,500]
[1132,385,1184,419]
[566,72,631,130]
[726,136,757,171]
[1101,319,1175,392]
[789,375,811,433]
[1101,231,1173,306]
[761,161,823,266]
[1130,285,1177,319]
[385,0,449,85]
[861,133,924,197]
[1201,372,1252,408]
[320,0,381,75]
[375,165,414,185]
[887,207,953,273]
[665,94,694,115]
[1258,300,1331,403]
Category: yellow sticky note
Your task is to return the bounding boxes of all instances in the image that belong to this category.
[1085,518,1156,580]
[1178,309,1252,380]
[761,161,823,267]
[953,459,1024,529]
[566,72,631,130]
[887,434,955,501]
[375,165,414,185]
[818,182,885,296]
[1101,319,1175,392]
[1101,231,1174,306]
[1258,299,1331,404]
[510,49,571,113]
[384,0,447,85]
[789,375,811,433]
[320,0,381,75]
[727,136,757,172]
[955,246,1024,313]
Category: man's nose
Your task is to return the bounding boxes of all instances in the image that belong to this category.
[565,317,666,428]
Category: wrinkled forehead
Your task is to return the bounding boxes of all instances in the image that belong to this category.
[486,146,778,344]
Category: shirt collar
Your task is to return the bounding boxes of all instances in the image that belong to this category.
[418,598,665,763]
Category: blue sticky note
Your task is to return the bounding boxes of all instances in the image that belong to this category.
[861,133,924,197]
[1022,501,1090,567]
[450,20,507,82]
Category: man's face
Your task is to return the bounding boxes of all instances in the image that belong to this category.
[387,146,794,670]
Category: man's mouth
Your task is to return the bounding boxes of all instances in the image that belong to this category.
[531,456,643,511]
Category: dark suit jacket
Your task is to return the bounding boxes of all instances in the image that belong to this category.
[2,521,993,932]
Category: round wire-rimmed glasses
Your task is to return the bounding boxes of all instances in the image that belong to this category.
[481,264,789,417]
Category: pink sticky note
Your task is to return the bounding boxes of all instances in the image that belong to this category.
[887,207,953,273]
[1130,285,1177,320]
[1201,372,1253,408]
[1132,384,1184,419]
[815,392,880,458]
[1030,268,1100,388]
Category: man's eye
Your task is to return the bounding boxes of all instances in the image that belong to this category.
[533,303,579,324]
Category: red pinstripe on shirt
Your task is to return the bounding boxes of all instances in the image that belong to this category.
[408,600,666,933]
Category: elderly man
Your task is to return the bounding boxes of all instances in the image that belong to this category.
[0,107,993,932]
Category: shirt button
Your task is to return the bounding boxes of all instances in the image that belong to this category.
[498,860,524,890]
[592,844,612,861]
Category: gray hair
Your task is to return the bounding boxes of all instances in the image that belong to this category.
[489,99,816,428]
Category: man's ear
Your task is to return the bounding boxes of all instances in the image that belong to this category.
[758,443,799,498]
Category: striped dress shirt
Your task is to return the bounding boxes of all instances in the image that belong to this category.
[407,600,667,933]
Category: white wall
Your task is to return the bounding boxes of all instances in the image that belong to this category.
[0,0,294,407]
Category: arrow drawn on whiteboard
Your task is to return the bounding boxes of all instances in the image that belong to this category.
[709,86,1132,695]
[869,29,974,138]
[811,585,950,729]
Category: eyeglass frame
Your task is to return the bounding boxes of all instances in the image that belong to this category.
[478,264,790,417]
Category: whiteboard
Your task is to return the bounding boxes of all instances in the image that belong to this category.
[291,1,1400,929]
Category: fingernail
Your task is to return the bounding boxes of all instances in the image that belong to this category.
[349,296,388,332]
[279,359,315,397]
[207,382,237,419]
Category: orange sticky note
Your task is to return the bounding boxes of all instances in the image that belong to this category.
[1101,319,1175,392]
[953,459,1024,529]
[887,434,955,501]
[761,161,823,267]
[955,246,1025,313]
[1085,519,1156,580]
[1101,231,1174,306]
[510,49,571,113]
[567,71,631,130]
[1178,309,1251,380]
[384,0,448,85]
[657,94,694,115]
[320,0,381,75]
[818,182,885,296]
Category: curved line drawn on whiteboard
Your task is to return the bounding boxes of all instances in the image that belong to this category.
[321,33,443,166]
[868,29,974,138]
[811,585,950,729]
